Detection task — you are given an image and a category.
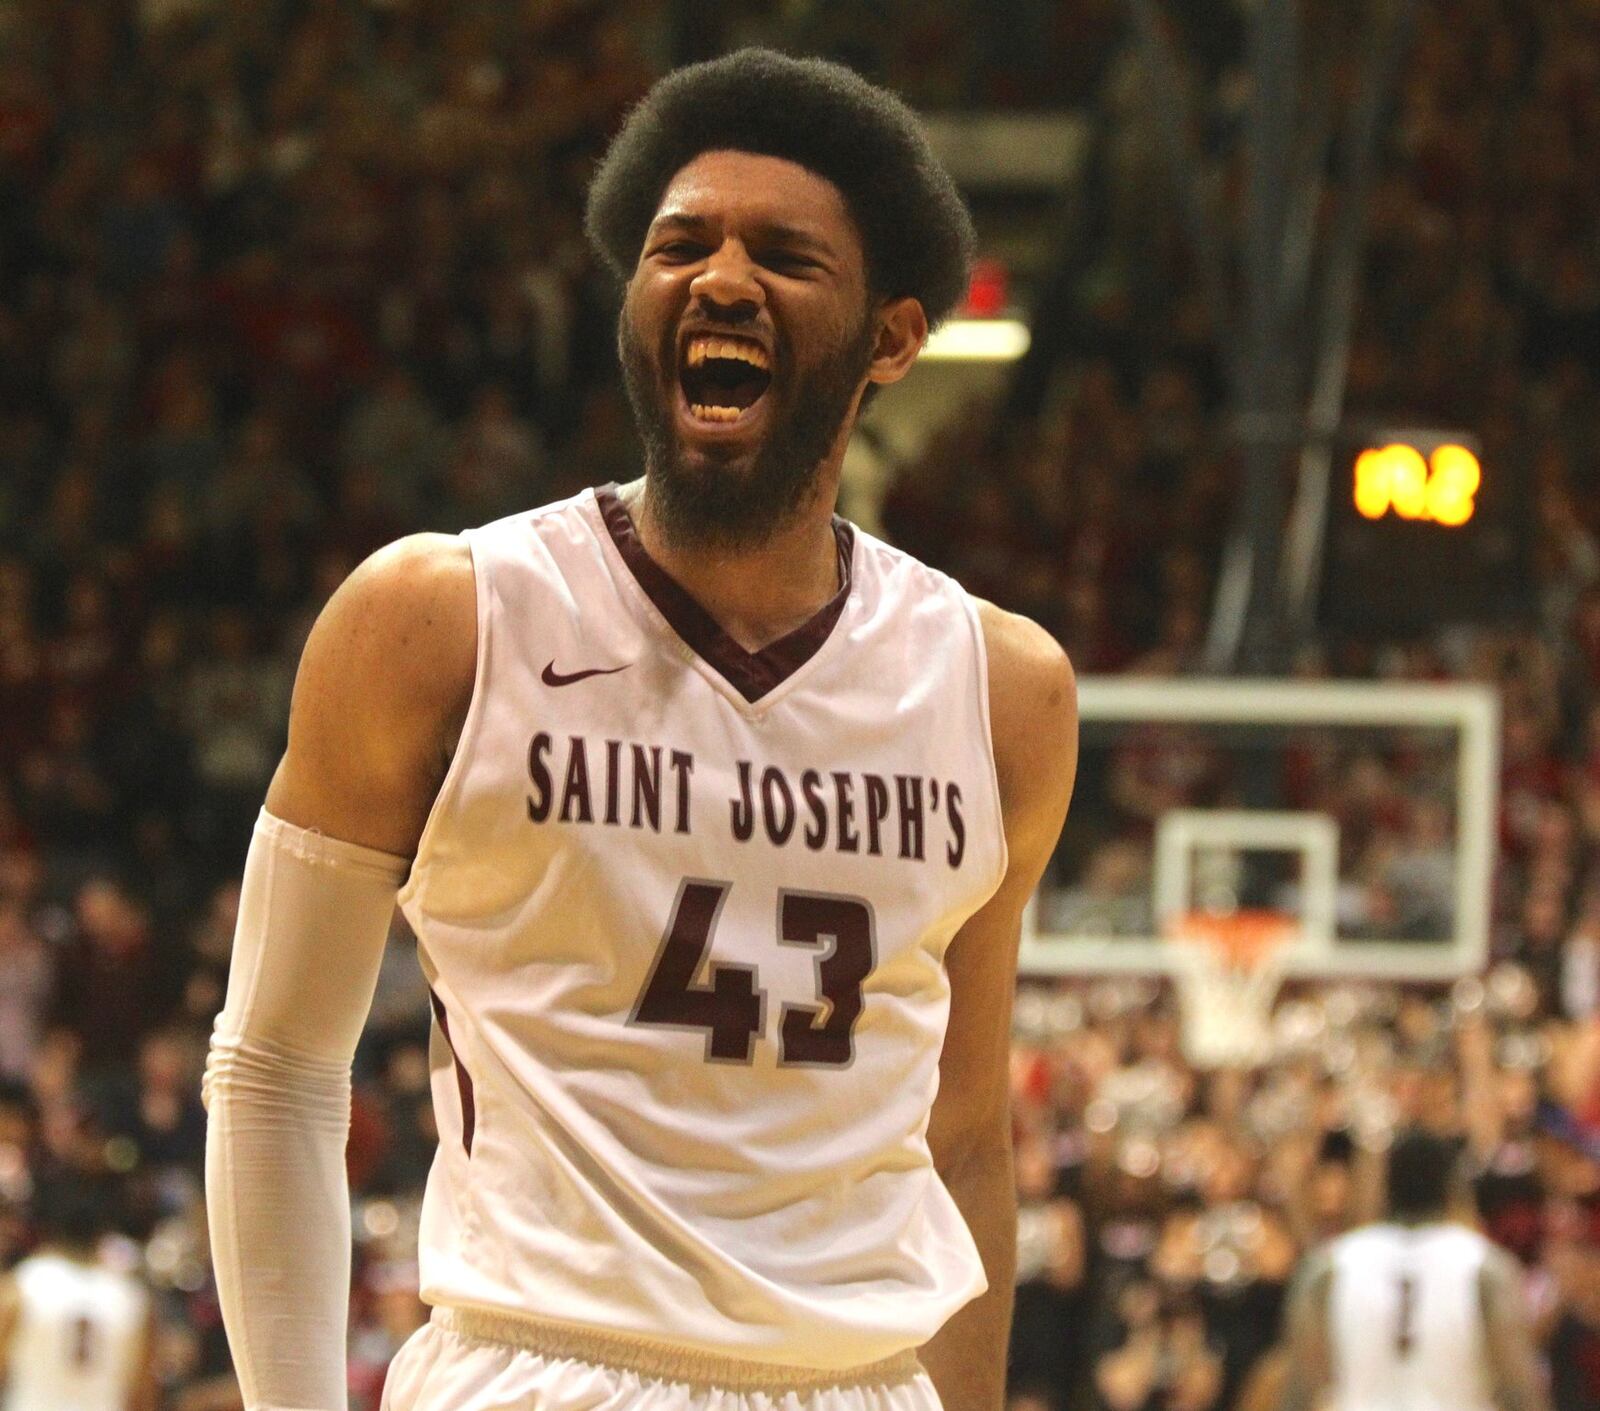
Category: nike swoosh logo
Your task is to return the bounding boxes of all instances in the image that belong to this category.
[542,660,633,687]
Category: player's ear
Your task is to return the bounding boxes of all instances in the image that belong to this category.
[865,296,928,387]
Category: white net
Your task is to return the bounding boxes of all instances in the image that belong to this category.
[1168,911,1292,1068]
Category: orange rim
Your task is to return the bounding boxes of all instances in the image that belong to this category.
[1165,908,1297,969]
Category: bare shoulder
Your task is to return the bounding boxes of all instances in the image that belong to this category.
[267,533,477,854]
[977,597,1073,688]
[1478,1241,1528,1316]
[975,599,1078,852]
[1476,1235,1550,1411]
[1290,1242,1335,1298]
[304,533,475,681]
[1281,1243,1335,1395]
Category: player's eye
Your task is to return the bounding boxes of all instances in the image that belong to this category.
[654,241,708,262]
[763,251,818,274]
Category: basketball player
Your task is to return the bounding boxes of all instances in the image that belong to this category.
[203,49,1078,1411]
[1278,1128,1550,1411]
[0,1182,156,1411]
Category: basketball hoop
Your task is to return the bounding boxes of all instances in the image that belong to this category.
[1166,909,1296,1069]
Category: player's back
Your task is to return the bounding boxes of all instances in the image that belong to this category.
[2,1252,147,1411]
[1326,1222,1496,1411]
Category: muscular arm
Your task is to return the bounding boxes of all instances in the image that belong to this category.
[921,603,1078,1411]
[1278,1248,1333,1411]
[1480,1246,1551,1411]
[1457,1013,1507,1163]
[0,1272,18,1387]
[263,533,476,851]
[129,1301,160,1411]
[204,535,475,1411]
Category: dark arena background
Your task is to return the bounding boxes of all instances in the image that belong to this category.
[2,2,1599,1409]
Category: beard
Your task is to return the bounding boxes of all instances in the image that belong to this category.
[618,305,876,553]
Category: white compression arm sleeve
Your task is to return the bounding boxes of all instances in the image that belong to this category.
[204,809,409,1411]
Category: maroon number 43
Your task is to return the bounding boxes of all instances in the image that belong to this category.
[629,880,875,1067]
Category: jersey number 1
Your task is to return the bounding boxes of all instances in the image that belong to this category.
[630,880,873,1066]
[70,1315,96,1368]
[1394,1273,1417,1358]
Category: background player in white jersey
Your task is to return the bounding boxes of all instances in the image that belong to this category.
[203,48,1077,1411]
[0,1180,156,1411]
[1279,1129,1549,1411]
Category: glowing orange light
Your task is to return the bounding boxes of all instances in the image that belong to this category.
[1425,443,1480,526]
[1352,443,1479,526]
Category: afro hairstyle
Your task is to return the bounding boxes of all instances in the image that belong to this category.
[585,48,976,329]
[1387,1128,1460,1220]
[33,1174,113,1251]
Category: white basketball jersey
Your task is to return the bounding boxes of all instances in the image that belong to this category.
[1327,1223,1497,1411]
[398,486,1008,1370]
[3,1253,147,1411]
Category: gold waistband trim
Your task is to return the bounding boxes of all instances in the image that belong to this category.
[431,1306,923,1395]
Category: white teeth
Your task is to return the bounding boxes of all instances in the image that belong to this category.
[684,336,769,370]
[682,336,769,425]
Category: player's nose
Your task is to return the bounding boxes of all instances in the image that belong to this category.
[690,238,764,321]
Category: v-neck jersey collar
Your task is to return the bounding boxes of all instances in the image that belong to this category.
[593,482,856,705]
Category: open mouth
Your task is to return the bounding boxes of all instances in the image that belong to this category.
[678,334,773,425]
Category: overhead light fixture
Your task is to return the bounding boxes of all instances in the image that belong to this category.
[919,319,1031,363]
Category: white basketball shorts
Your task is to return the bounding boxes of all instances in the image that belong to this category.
[381,1309,944,1411]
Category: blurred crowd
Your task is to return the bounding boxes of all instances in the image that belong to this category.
[0,1,1597,1409]
[1004,972,1600,1411]
[884,2,1600,1407]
